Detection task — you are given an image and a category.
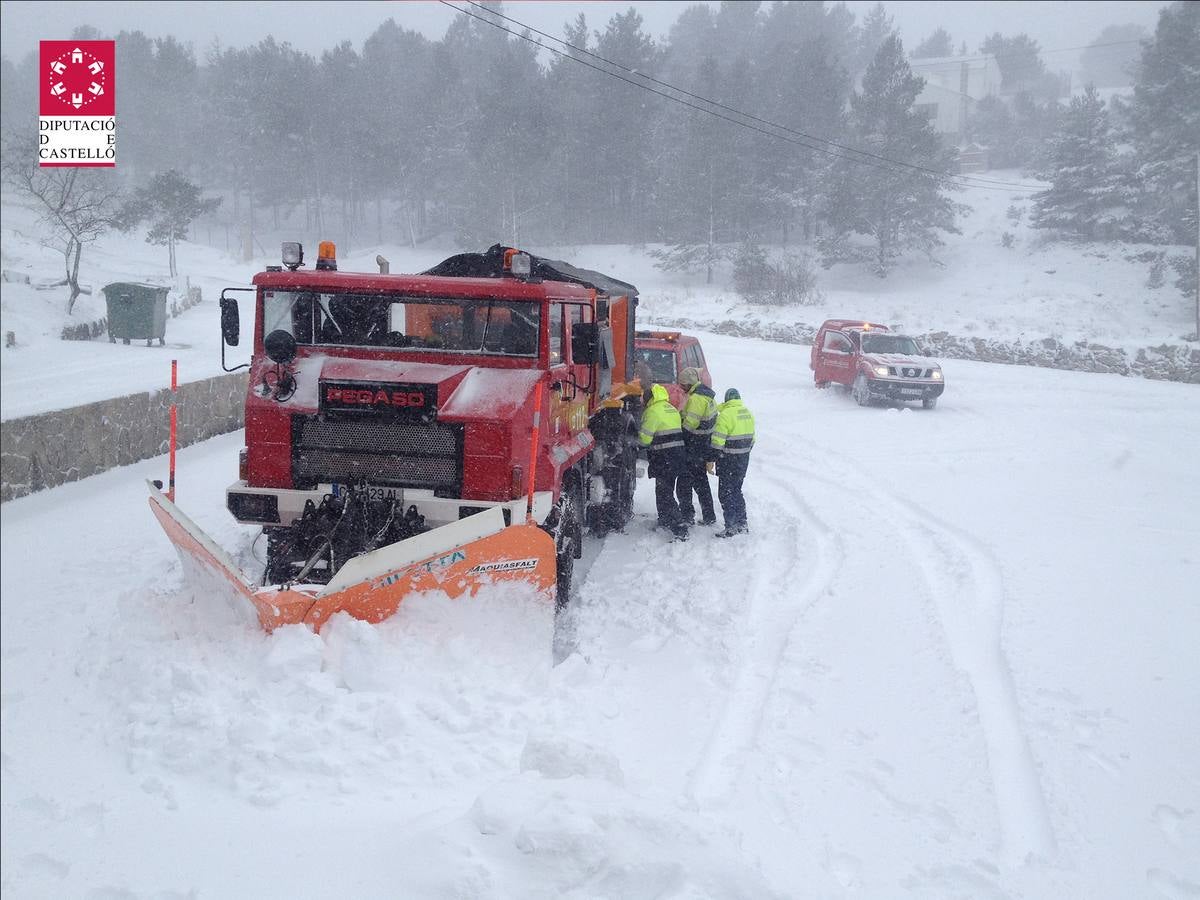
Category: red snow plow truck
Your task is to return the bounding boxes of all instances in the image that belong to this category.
[149,242,644,631]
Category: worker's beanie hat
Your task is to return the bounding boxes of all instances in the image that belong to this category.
[725,388,740,402]
[679,367,700,387]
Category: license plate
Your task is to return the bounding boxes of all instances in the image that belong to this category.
[335,484,401,502]
[899,388,923,396]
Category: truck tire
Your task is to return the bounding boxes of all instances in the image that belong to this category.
[552,479,583,610]
[852,374,871,407]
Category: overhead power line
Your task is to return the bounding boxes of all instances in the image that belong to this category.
[440,0,1043,193]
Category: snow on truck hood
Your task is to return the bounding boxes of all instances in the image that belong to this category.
[862,352,940,369]
[283,355,542,420]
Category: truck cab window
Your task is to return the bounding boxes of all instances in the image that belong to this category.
[549,304,563,364]
[258,291,539,355]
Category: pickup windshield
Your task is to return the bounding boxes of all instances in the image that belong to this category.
[861,333,921,356]
[261,290,541,356]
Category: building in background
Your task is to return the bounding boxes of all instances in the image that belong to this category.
[911,55,1002,139]
[910,55,1001,172]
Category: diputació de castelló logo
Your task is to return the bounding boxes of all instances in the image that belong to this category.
[39,40,116,167]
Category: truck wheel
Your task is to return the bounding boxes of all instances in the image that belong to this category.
[922,396,938,410]
[553,484,583,610]
[852,374,871,407]
[815,380,829,389]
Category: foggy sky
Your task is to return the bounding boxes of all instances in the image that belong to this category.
[0,0,1170,72]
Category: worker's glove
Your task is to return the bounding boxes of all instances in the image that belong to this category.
[636,459,648,479]
[706,461,715,475]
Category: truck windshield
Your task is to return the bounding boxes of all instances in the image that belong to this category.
[261,291,541,356]
[861,333,921,356]
[635,348,676,382]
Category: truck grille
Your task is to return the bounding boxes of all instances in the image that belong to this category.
[891,366,934,378]
[292,416,463,491]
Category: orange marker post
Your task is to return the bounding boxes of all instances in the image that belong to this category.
[168,359,177,502]
[525,379,543,524]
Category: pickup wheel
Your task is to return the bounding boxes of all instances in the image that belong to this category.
[922,396,938,410]
[815,380,829,389]
[852,374,872,407]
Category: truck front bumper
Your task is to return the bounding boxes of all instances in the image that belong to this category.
[226,481,554,530]
[867,379,945,402]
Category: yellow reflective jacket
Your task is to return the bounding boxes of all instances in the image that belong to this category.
[681,383,718,437]
[639,383,684,450]
[711,398,755,455]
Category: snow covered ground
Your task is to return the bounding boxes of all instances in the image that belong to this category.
[3,175,1195,420]
[3,332,1198,898]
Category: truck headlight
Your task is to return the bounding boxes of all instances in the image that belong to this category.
[932,370,942,380]
[874,366,888,376]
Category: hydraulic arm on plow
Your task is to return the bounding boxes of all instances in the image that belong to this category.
[150,243,643,631]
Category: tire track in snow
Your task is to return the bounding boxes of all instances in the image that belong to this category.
[775,426,1057,864]
[687,457,842,808]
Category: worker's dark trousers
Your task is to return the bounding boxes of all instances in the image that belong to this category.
[676,456,715,523]
[654,476,684,528]
[716,453,751,533]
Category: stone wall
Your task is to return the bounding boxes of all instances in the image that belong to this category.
[655,317,1200,384]
[1,372,248,502]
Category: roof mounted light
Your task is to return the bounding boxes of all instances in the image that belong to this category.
[281,241,303,271]
[503,248,532,277]
[316,241,337,271]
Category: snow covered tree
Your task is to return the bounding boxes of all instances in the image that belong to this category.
[853,3,894,78]
[116,170,221,276]
[755,4,851,242]
[819,36,963,277]
[1,148,121,312]
[980,32,1062,100]
[911,28,953,59]
[1126,0,1200,245]
[1031,86,1132,241]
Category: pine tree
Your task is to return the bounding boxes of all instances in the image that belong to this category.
[911,28,953,60]
[1127,0,1200,245]
[854,3,894,78]
[819,36,963,277]
[1031,86,1133,241]
[115,170,221,276]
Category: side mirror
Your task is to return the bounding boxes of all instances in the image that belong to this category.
[264,329,297,365]
[571,321,598,365]
[220,296,240,346]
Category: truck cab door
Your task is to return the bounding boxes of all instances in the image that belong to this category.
[546,302,572,436]
[562,303,593,433]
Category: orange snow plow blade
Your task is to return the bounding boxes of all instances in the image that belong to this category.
[148,483,556,632]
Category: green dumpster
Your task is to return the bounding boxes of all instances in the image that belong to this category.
[103,282,169,347]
